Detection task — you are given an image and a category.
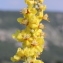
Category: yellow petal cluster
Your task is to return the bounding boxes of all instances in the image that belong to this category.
[11,0,49,63]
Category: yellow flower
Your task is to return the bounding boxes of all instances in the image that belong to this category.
[22,40,31,47]
[23,47,34,57]
[17,17,23,24]
[37,12,43,19]
[37,37,45,45]
[21,8,28,14]
[16,48,24,57]
[31,39,38,46]
[38,23,45,29]
[28,8,37,14]
[11,0,48,63]
[17,33,23,41]
[39,0,44,3]
[11,55,21,62]
[43,14,49,21]
[39,5,46,11]
[32,29,42,38]
[17,18,28,25]
[28,23,38,29]
[27,17,40,29]
[12,30,20,39]
[25,0,34,7]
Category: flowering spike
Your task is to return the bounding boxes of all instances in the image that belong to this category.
[11,0,49,63]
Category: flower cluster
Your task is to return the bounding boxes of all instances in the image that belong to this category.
[11,0,49,63]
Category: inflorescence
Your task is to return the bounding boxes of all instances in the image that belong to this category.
[11,0,49,63]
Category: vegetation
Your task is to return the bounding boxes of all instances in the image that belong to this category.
[0,10,63,63]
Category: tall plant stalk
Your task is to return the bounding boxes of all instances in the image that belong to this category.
[11,0,49,63]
